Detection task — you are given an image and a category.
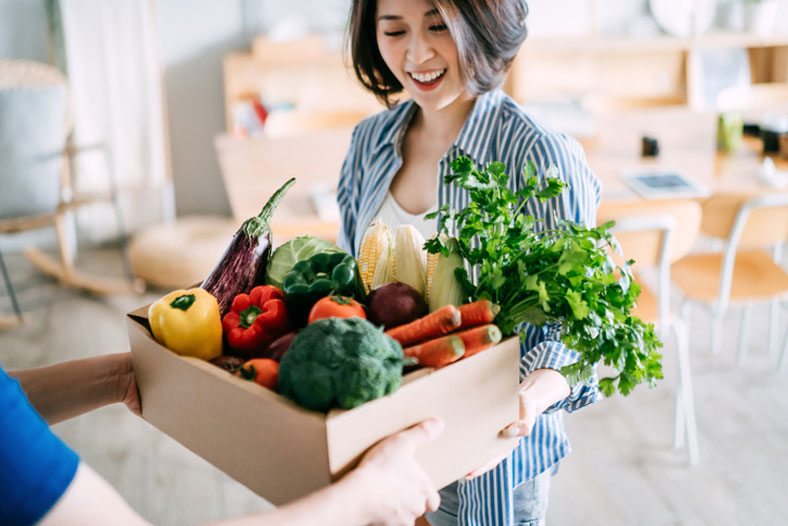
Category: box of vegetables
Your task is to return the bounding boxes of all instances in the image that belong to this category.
[127,177,525,506]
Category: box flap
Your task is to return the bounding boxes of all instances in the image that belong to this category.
[127,303,151,333]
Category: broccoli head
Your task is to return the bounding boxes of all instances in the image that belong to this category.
[278,317,404,411]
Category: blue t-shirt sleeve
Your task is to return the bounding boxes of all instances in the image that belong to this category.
[0,366,79,525]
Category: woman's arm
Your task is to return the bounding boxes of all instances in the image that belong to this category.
[9,352,138,425]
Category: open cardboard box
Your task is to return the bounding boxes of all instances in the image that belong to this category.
[128,303,520,506]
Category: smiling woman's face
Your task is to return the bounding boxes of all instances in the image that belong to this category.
[375,0,467,112]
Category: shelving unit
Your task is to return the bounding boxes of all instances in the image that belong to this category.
[509,30,788,110]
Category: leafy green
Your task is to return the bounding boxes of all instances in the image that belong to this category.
[265,235,345,289]
[425,157,662,396]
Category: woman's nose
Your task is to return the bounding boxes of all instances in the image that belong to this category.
[406,33,435,64]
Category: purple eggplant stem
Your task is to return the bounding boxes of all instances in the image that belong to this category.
[201,178,295,316]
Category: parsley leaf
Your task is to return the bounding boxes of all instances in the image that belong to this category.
[426,157,663,396]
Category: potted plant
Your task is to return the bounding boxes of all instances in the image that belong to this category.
[743,0,779,36]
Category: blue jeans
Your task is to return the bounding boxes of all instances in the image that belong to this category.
[425,464,558,526]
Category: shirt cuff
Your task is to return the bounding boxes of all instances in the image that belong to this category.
[519,330,600,413]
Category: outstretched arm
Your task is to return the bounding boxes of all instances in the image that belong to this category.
[9,352,139,425]
[40,419,443,526]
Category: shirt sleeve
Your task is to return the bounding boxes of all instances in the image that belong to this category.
[0,367,79,525]
[336,125,363,256]
[517,132,603,413]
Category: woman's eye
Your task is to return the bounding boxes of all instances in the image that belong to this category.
[429,24,447,32]
[383,30,406,37]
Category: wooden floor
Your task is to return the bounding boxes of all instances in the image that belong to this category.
[1,248,786,525]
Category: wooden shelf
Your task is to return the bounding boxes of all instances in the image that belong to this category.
[511,30,788,110]
[526,31,788,53]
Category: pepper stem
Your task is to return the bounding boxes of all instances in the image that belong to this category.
[242,178,296,239]
[239,305,262,329]
[170,293,196,311]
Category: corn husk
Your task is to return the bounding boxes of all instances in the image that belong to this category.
[392,225,427,296]
[428,237,465,312]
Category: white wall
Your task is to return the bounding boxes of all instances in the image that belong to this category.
[0,0,50,61]
[156,0,351,219]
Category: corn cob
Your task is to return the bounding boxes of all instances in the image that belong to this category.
[358,219,392,292]
[425,245,440,303]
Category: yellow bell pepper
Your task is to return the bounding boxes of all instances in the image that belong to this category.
[148,288,222,360]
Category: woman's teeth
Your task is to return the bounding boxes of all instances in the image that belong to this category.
[410,69,446,83]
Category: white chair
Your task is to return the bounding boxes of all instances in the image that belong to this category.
[672,193,788,368]
[598,199,702,466]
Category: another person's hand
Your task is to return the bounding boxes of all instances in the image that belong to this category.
[116,353,141,417]
[346,418,443,526]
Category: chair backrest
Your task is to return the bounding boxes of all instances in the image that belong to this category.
[703,192,788,310]
[0,60,69,220]
[597,199,702,266]
[700,193,788,249]
[597,199,702,327]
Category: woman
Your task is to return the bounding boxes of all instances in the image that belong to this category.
[338,0,602,524]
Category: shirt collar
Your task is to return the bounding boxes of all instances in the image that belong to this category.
[378,98,418,152]
[378,88,506,162]
[452,88,505,165]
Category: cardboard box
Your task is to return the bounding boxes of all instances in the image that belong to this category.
[128,305,520,506]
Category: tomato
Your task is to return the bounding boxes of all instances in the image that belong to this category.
[308,295,367,324]
[236,358,279,391]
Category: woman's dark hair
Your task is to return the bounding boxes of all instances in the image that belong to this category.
[347,0,529,107]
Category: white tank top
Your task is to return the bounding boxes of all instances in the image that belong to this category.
[371,191,438,241]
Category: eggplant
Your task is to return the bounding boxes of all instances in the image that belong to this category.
[201,178,295,316]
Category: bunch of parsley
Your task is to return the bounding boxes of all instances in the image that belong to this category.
[425,157,662,396]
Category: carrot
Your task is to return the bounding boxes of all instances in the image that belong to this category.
[403,335,465,368]
[385,305,462,346]
[457,300,500,330]
[455,324,502,358]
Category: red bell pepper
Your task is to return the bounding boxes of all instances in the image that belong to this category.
[222,285,289,357]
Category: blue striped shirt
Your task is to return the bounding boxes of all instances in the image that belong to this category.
[337,88,602,525]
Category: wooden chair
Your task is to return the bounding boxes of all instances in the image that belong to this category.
[597,199,702,466]
[671,193,788,368]
[0,60,143,328]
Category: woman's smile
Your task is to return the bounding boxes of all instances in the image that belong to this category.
[408,68,447,90]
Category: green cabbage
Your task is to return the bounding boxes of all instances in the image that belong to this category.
[265,235,345,289]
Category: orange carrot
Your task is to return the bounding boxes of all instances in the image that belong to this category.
[386,305,462,346]
[455,324,502,358]
[458,300,500,330]
[403,335,465,368]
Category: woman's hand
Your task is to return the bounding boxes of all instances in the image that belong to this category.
[345,419,443,526]
[465,369,570,480]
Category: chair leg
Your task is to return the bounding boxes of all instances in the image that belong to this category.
[0,250,24,321]
[768,299,779,356]
[737,303,752,367]
[673,381,685,450]
[673,318,700,466]
[711,307,723,355]
[780,325,788,373]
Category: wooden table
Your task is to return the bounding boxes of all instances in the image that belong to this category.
[213,107,788,244]
[215,128,350,243]
[584,106,788,202]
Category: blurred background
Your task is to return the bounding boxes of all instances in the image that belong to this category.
[2,0,788,524]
